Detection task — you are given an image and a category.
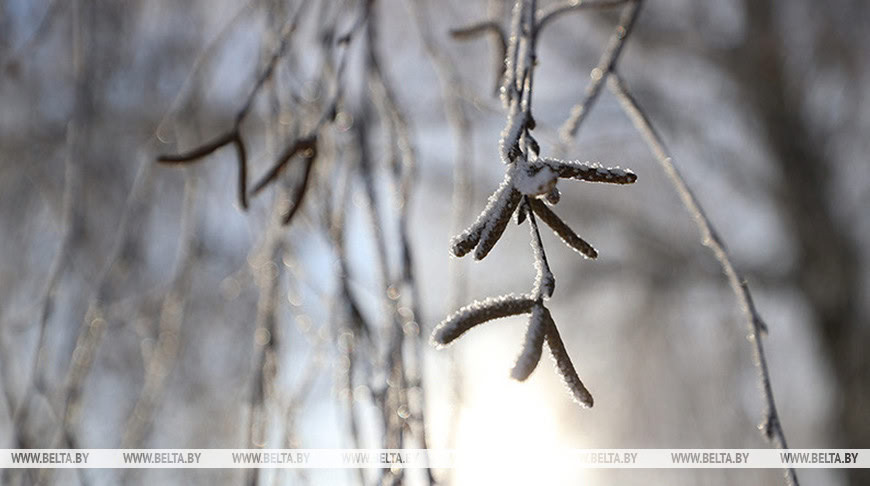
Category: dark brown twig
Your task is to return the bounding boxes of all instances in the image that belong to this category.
[158,131,249,209]
[155,2,310,210]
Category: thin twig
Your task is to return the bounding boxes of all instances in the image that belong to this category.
[158,131,249,209]
[557,0,641,146]
[155,1,310,210]
[449,21,507,95]
[607,70,798,486]
[152,0,261,143]
[526,198,555,299]
[536,0,629,34]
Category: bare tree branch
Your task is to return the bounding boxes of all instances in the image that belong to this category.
[607,70,798,486]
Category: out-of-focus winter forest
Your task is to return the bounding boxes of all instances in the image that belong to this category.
[1,0,868,484]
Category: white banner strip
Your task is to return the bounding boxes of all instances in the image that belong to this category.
[0,449,867,469]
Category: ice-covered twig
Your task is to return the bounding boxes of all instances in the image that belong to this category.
[451,156,631,261]
[501,0,527,109]
[527,199,555,298]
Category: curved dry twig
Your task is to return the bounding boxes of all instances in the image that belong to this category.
[158,132,249,209]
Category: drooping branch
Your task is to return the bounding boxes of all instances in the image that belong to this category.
[607,70,799,486]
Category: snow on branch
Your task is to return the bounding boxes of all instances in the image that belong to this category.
[449,171,521,259]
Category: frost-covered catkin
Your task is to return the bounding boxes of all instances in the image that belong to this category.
[545,320,594,408]
[529,199,598,259]
[543,158,637,185]
[432,294,535,347]
[510,304,548,381]
[474,187,522,260]
[451,173,513,257]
